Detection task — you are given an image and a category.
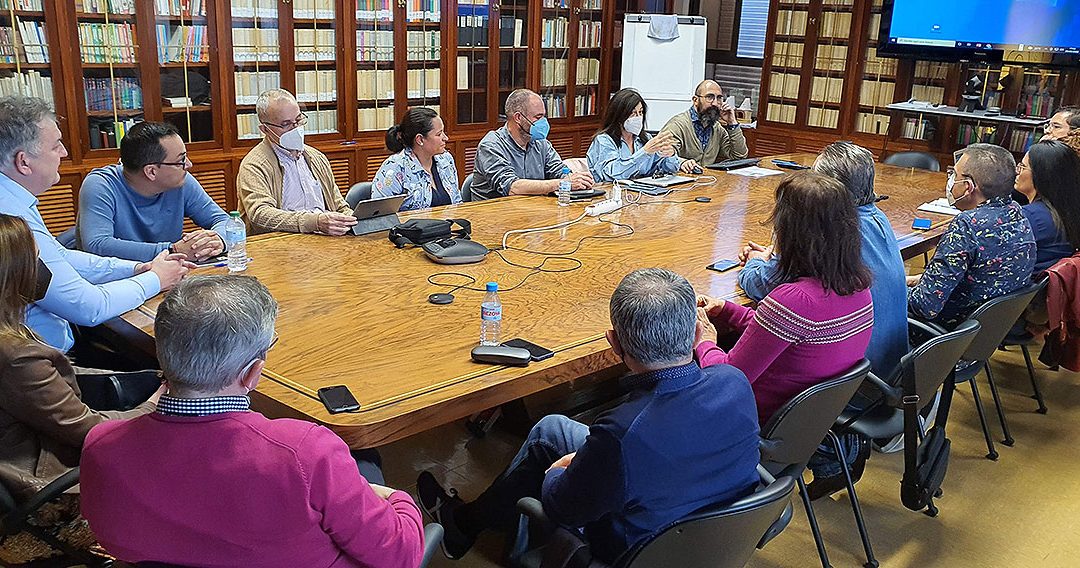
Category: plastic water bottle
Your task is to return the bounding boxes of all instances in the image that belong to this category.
[557,166,572,207]
[479,282,502,346]
[224,211,248,273]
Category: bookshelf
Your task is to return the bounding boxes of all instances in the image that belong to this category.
[497,0,529,117]
[0,0,61,117]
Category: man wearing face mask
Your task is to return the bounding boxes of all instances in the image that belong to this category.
[236,89,357,235]
[470,89,594,201]
[907,143,1035,328]
[659,80,748,166]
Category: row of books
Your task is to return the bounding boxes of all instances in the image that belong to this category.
[155,24,209,64]
[0,0,43,9]
[814,44,847,72]
[405,0,440,21]
[577,57,599,85]
[765,102,797,124]
[234,70,280,104]
[541,17,568,48]
[864,48,898,77]
[0,70,53,104]
[78,0,136,15]
[406,67,440,98]
[807,106,840,129]
[542,93,565,118]
[902,116,934,140]
[295,28,336,61]
[867,13,881,42]
[914,60,949,81]
[771,41,803,69]
[911,84,945,104]
[540,57,567,87]
[811,75,844,104]
[357,0,393,22]
[499,16,524,48]
[357,68,394,100]
[582,0,601,9]
[357,30,394,61]
[155,0,206,17]
[774,9,807,37]
[232,28,280,62]
[574,91,596,116]
[1002,127,1040,153]
[578,20,601,49]
[1019,92,1056,119]
[858,79,896,107]
[541,0,569,8]
[767,73,801,100]
[406,30,440,61]
[296,69,336,102]
[293,0,335,20]
[0,22,49,64]
[78,23,137,64]
[981,90,1003,109]
[818,10,852,38]
[231,1,281,20]
[358,105,395,130]
[89,117,140,149]
[454,55,482,89]
[84,76,142,111]
[457,3,489,47]
[855,112,890,135]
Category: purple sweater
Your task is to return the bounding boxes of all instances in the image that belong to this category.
[695,278,874,425]
[80,411,424,568]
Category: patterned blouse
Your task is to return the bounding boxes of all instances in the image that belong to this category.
[371,148,461,211]
[909,196,1036,327]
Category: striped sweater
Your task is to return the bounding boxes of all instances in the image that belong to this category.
[695,278,873,425]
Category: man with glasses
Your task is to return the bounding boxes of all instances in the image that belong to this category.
[660,80,748,166]
[237,89,356,235]
[77,121,229,262]
[907,143,1035,328]
[1043,106,1079,141]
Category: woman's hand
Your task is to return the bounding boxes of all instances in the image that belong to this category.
[695,307,718,347]
[696,294,727,319]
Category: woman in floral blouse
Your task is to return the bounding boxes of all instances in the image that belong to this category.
[372,107,461,211]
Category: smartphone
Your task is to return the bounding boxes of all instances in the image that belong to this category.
[707,259,740,272]
[318,385,361,414]
[912,217,933,231]
[502,338,555,362]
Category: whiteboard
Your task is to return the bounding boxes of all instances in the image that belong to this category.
[620,15,707,127]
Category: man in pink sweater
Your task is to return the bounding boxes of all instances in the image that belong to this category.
[79,275,424,568]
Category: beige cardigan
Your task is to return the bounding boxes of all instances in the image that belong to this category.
[660,110,749,166]
[236,139,351,234]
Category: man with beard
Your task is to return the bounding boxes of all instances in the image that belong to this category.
[660,80,748,166]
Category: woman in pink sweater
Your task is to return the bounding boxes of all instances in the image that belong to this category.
[695,171,874,426]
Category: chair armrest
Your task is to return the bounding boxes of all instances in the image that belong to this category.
[865,371,902,406]
[420,523,443,568]
[908,317,948,338]
[756,464,777,485]
[517,497,556,535]
[4,468,80,533]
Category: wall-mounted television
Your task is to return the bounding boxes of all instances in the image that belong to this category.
[877,0,1080,64]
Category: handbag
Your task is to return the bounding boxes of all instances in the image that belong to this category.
[899,366,954,513]
[388,218,471,248]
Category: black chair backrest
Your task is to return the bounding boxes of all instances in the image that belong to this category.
[618,476,796,568]
[901,320,981,407]
[759,360,872,470]
[960,283,1043,362]
[462,173,474,202]
[883,151,940,172]
[345,182,373,209]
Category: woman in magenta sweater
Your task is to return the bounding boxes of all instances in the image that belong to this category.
[695,171,874,426]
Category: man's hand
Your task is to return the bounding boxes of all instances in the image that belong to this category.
[678,159,701,174]
[642,131,675,155]
[546,452,576,473]
[368,483,398,500]
[317,212,359,236]
[695,307,717,347]
[906,274,921,287]
[696,294,726,319]
[567,171,594,191]
[141,250,193,290]
[173,230,224,261]
[719,102,738,126]
[739,240,773,264]
[147,382,168,407]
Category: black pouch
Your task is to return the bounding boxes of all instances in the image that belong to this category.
[899,367,954,512]
[388,218,471,248]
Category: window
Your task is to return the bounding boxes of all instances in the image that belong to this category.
[735,0,768,59]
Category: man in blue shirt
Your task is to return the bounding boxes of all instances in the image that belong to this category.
[417,268,761,563]
[0,96,191,352]
[77,121,229,262]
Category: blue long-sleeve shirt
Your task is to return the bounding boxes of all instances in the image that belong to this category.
[738,203,909,377]
[0,173,160,352]
[1022,199,1075,273]
[76,164,229,262]
[541,361,760,562]
[585,132,680,182]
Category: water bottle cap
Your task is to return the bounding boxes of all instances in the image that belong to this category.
[486,282,498,292]
[229,211,240,218]
[561,166,571,174]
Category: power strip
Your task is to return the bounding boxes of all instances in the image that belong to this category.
[585,199,622,217]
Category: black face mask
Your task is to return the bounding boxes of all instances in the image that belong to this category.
[32,259,52,303]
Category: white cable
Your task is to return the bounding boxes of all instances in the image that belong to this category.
[502,211,588,250]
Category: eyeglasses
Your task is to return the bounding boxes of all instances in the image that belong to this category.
[694,93,721,103]
[261,113,308,131]
[155,155,190,168]
[1015,162,1029,174]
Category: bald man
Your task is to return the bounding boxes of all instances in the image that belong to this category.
[660,80,748,166]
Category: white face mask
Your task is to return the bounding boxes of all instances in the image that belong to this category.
[623,115,644,136]
[945,173,970,207]
[277,126,305,152]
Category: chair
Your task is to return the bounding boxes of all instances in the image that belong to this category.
[345,181,373,209]
[0,467,109,566]
[833,320,981,517]
[76,369,163,412]
[999,276,1051,414]
[759,360,875,568]
[910,282,1044,459]
[883,151,941,172]
[514,476,796,568]
[461,173,474,202]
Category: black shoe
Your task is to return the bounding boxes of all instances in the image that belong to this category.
[416,471,476,559]
[849,435,871,483]
[806,471,847,501]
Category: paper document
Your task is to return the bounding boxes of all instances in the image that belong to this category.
[917,198,961,217]
[727,166,783,178]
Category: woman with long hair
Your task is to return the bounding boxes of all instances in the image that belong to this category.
[1015,139,1080,272]
[372,107,460,211]
[0,214,160,564]
[585,88,700,182]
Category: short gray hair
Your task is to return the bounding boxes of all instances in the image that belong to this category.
[255,89,297,122]
[609,268,697,366]
[156,275,278,395]
[813,142,876,206]
[960,143,1016,199]
[0,95,54,169]
[505,89,538,117]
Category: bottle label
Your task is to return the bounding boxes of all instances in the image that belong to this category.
[481,304,502,321]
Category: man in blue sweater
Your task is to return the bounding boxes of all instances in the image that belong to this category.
[76,121,229,262]
[417,268,761,563]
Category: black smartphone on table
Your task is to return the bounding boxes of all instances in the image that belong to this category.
[318,385,361,413]
[707,259,740,273]
[502,338,555,362]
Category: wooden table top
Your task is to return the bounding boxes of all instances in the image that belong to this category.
[113,153,953,447]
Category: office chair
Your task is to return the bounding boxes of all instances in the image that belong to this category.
[883,151,940,172]
[346,181,373,208]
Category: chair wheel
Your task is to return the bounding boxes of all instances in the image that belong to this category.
[864,562,879,568]
[934,488,943,498]
[1002,438,1015,447]
[986,451,999,461]
[925,503,939,517]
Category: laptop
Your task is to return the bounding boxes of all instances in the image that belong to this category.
[351,194,406,236]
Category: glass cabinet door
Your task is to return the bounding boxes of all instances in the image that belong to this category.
[539,0,570,119]
[0,1,55,106]
[573,0,601,118]
[75,0,142,150]
[356,0,395,131]
[763,0,808,126]
[230,0,281,140]
[154,0,216,144]
[293,0,338,135]
[455,0,490,125]
[495,0,528,116]
[404,0,441,118]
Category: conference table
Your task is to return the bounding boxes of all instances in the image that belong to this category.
[111,153,952,448]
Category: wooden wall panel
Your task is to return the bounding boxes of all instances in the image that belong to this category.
[462,146,479,178]
[363,151,392,181]
[326,153,355,196]
[549,135,576,161]
[38,177,79,235]
[752,134,791,156]
[184,167,231,232]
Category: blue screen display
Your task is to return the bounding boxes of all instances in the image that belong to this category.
[887,0,1080,51]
